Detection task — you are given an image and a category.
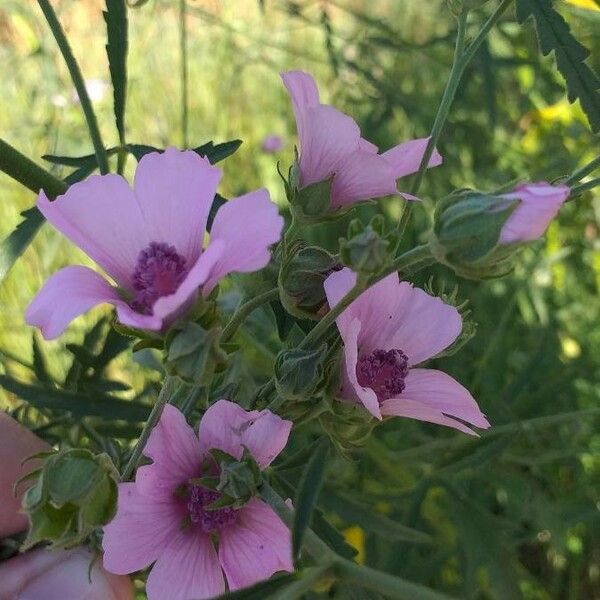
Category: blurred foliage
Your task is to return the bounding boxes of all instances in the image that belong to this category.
[0,1,599,599]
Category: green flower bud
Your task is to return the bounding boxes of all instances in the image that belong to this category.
[21,448,118,550]
[339,216,399,275]
[165,322,228,383]
[318,402,377,454]
[430,189,519,279]
[279,243,341,320]
[274,344,328,403]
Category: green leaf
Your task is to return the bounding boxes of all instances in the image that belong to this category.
[516,0,600,133]
[103,0,128,142]
[0,374,149,421]
[292,437,330,561]
[209,573,298,599]
[320,489,432,544]
[31,334,53,384]
[194,139,242,164]
[125,143,160,160]
[207,193,227,230]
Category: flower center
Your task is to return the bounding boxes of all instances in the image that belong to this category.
[186,484,237,533]
[356,348,409,403]
[131,242,187,314]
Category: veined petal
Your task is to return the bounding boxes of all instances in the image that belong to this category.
[135,405,202,500]
[198,400,292,468]
[381,368,489,434]
[37,177,148,290]
[281,70,320,153]
[145,530,224,600]
[102,483,184,575]
[201,189,283,295]
[330,150,398,209]
[219,498,292,591]
[382,137,442,179]
[25,266,160,340]
[133,148,222,264]
[500,182,570,244]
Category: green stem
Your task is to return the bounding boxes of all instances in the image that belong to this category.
[569,177,600,198]
[120,376,177,481]
[408,0,513,199]
[335,559,456,600]
[179,0,189,148]
[260,482,336,561]
[0,139,67,198]
[221,288,279,343]
[269,564,333,599]
[566,155,600,185]
[38,0,109,174]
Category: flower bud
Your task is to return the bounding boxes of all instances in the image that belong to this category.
[279,243,341,320]
[339,216,399,275]
[318,402,376,454]
[430,189,519,279]
[274,345,328,403]
[165,322,228,383]
[21,448,118,550]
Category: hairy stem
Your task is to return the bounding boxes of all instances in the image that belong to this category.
[221,288,279,343]
[38,0,110,174]
[120,376,177,481]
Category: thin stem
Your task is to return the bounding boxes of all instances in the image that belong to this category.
[38,0,109,174]
[179,0,189,148]
[566,155,600,185]
[221,288,279,343]
[569,177,600,198]
[269,564,333,599]
[120,376,177,481]
[0,139,67,197]
[260,482,336,561]
[335,558,456,600]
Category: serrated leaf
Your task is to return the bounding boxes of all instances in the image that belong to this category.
[292,437,330,561]
[516,0,600,132]
[103,0,128,142]
[0,374,150,421]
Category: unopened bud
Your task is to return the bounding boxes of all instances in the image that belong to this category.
[274,345,328,403]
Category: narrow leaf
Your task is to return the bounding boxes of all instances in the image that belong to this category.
[194,139,242,164]
[103,0,128,142]
[32,334,53,384]
[208,573,298,599]
[292,437,330,561]
[516,0,600,132]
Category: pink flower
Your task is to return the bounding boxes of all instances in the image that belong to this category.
[0,548,134,600]
[324,268,490,434]
[26,148,284,339]
[500,182,570,244]
[261,134,285,153]
[281,70,442,209]
[102,401,293,600]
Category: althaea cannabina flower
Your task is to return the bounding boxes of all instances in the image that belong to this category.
[102,401,293,600]
[26,148,284,339]
[281,70,442,209]
[324,268,490,434]
[499,182,570,244]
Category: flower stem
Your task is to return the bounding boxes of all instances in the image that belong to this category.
[566,155,600,186]
[38,0,110,174]
[569,176,600,198]
[221,288,280,343]
[179,0,189,148]
[120,375,177,481]
[0,139,67,198]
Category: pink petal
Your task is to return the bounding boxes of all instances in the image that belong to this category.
[0,412,50,537]
[198,400,292,468]
[378,281,462,366]
[135,405,202,500]
[382,137,443,179]
[500,182,570,244]
[1,548,133,600]
[330,150,399,209]
[359,138,379,154]
[341,318,382,419]
[145,530,224,600]
[133,148,222,264]
[219,498,292,591]
[37,176,148,290]
[281,70,320,155]
[102,483,183,575]
[201,189,284,295]
[381,368,490,434]
[25,266,161,340]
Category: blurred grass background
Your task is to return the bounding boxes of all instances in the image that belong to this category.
[0,1,599,598]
